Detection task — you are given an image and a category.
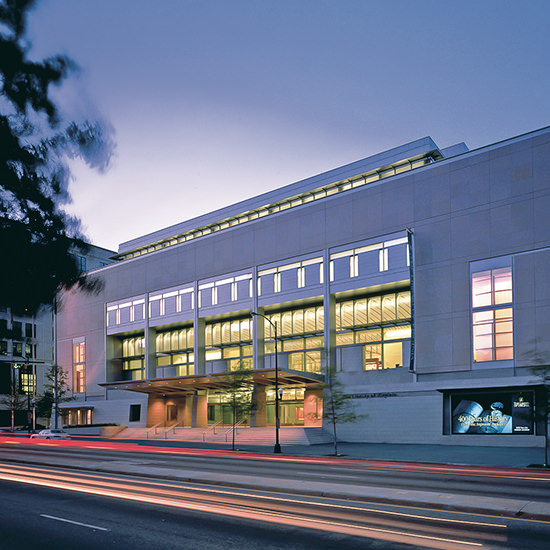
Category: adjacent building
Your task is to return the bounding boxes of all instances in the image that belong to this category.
[56,126,550,448]
[0,243,115,428]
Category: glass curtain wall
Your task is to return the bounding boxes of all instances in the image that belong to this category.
[336,291,411,369]
[121,336,145,380]
[205,318,253,371]
[265,306,324,373]
[156,326,195,376]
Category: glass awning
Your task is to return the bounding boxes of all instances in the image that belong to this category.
[100,368,324,395]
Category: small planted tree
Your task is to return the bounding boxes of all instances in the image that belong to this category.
[530,364,550,467]
[322,364,364,456]
[221,369,256,451]
[0,370,27,431]
[40,364,73,427]
[518,341,550,468]
[35,389,53,422]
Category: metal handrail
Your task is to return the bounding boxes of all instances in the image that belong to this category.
[202,419,223,441]
[164,422,180,439]
[224,418,247,442]
[146,423,161,440]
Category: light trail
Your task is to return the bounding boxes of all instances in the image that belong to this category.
[0,463,507,550]
[0,463,504,529]
[3,435,549,483]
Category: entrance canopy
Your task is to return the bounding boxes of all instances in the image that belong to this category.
[100,368,324,396]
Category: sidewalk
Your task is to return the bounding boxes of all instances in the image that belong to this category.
[129,439,547,469]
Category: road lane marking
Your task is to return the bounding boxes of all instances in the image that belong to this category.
[304,473,360,479]
[0,464,507,529]
[40,514,109,531]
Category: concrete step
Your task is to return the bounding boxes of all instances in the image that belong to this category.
[115,426,332,446]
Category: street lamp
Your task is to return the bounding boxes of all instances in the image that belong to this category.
[251,311,281,453]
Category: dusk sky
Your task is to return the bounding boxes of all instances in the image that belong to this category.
[27,0,550,253]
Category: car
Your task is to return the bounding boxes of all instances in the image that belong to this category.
[30,429,70,440]
[14,424,45,432]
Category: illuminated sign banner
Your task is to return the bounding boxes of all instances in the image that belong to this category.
[451,391,533,435]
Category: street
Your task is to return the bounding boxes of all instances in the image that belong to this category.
[1,439,549,509]
[0,463,549,550]
[0,438,550,548]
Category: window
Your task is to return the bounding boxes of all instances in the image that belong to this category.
[263,307,324,374]
[379,248,389,271]
[13,342,23,356]
[156,326,195,376]
[12,321,22,339]
[73,340,86,393]
[0,341,7,355]
[129,404,141,422]
[76,255,87,273]
[335,291,411,370]
[472,267,513,362]
[121,336,145,380]
[25,323,34,338]
[20,365,34,395]
[203,318,253,373]
[274,272,281,293]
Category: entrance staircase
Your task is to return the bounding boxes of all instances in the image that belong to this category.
[115,425,332,446]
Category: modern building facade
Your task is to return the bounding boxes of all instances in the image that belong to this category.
[57,127,550,448]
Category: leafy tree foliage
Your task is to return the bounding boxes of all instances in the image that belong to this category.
[37,363,72,426]
[322,364,364,456]
[35,388,52,419]
[530,364,550,467]
[0,367,27,430]
[0,0,114,316]
[219,370,256,451]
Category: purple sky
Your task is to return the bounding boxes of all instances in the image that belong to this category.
[27,0,550,252]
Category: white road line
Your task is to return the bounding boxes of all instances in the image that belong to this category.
[305,473,360,479]
[40,514,109,531]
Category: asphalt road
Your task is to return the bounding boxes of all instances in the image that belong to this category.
[1,463,549,550]
[1,440,549,506]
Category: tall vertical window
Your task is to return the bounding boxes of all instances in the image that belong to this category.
[156,326,195,376]
[73,340,86,393]
[121,336,145,380]
[76,255,87,273]
[472,267,513,362]
[20,365,34,395]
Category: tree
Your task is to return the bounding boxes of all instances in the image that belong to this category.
[220,369,256,451]
[35,388,53,420]
[38,363,73,427]
[0,0,114,316]
[321,364,364,456]
[517,341,550,468]
[530,364,550,467]
[0,366,27,430]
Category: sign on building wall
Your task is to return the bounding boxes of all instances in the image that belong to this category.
[451,391,533,435]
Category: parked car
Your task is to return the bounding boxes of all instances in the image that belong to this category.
[14,424,45,433]
[30,429,70,440]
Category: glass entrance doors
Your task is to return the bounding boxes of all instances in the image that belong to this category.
[266,387,305,426]
[266,402,304,426]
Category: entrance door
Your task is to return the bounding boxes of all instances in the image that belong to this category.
[166,404,177,424]
[267,403,304,425]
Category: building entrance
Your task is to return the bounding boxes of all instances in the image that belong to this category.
[266,387,306,426]
[266,402,304,425]
[207,390,252,426]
